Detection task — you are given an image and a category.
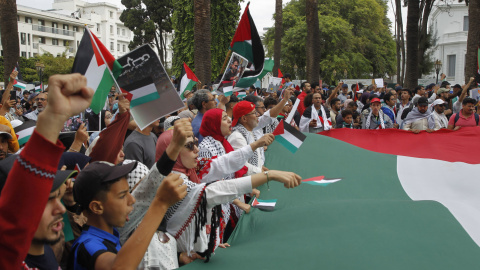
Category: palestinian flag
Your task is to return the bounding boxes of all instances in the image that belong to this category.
[178,62,199,99]
[278,69,285,84]
[230,3,264,88]
[236,90,246,99]
[272,120,306,153]
[14,120,36,146]
[13,79,26,89]
[218,81,234,97]
[251,198,277,211]
[197,128,480,269]
[302,175,342,186]
[34,84,42,93]
[72,28,122,114]
[121,77,159,108]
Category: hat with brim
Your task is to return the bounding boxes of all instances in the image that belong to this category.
[437,88,449,96]
[0,132,12,140]
[432,99,446,107]
[371,97,381,103]
[73,161,137,211]
[232,101,256,127]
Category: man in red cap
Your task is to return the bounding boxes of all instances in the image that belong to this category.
[361,97,393,129]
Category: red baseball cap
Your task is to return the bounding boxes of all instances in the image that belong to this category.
[371,97,381,103]
[232,101,256,127]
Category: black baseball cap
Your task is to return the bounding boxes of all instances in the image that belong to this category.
[73,161,137,211]
[417,97,429,106]
[0,154,77,195]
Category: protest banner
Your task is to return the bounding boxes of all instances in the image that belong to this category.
[116,45,185,130]
[267,77,282,93]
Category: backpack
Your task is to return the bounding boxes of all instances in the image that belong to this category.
[453,112,479,127]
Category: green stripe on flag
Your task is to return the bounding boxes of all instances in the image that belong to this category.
[232,42,253,62]
[131,91,160,107]
[18,135,31,146]
[90,68,114,113]
[275,135,299,153]
[180,80,196,99]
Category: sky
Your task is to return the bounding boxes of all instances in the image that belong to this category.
[17,0,402,36]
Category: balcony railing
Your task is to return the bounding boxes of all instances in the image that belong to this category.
[32,25,74,37]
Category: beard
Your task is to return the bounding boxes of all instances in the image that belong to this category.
[31,234,62,246]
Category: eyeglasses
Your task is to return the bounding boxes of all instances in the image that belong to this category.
[245,111,259,117]
[184,139,199,151]
[35,98,46,102]
[256,106,266,110]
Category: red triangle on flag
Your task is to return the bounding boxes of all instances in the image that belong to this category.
[303,176,325,182]
[183,62,199,82]
[120,88,133,102]
[229,4,252,48]
[278,69,285,84]
[272,120,285,136]
[252,197,259,206]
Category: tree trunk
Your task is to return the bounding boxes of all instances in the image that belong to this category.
[273,0,282,77]
[0,0,19,85]
[305,0,320,83]
[465,0,480,84]
[405,0,420,90]
[417,0,433,79]
[194,0,211,86]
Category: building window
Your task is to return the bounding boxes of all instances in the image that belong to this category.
[28,34,31,45]
[63,24,69,30]
[20,33,26,45]
[110,25,113,35]
[28,52,31,58]
[39,37,45,44]
[464,16,469,31]
[52,22,58,28]
[21,51,27,57]
[122,29,125,36]
[38,19,45,26]
[110,42,114,51]
[52,39,59,45]
[117,44,120,51]
[117,28,120,35]
[73,26,78,32]
[123,44,126,52]
[96,24,100,32]
[447,55,456,77]
[110,11,114,18]
[25,17,32,23]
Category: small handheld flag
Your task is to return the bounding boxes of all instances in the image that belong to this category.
[273,120,306,153]
[178,62,199,99]
[302,175,342,186]
[252,198,277,211]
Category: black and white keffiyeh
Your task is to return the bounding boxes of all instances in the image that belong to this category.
[365,110,385,129]
[231,124,260,167]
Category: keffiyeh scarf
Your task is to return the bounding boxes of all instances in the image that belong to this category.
[231,124,260,167]
[365,110,385,129]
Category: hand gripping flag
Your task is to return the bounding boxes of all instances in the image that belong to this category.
[178,62,199,99]
[72,28,122,114]
[230,3,265,89]
[272,120,306,153]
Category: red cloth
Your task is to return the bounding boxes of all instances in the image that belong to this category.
[156,129,200,183]
[232,101,255,127]
[199,109,248,178]
[89,111,131,164]
[319,127,480,164]
[297,91,307,116]
[0,130,65,269]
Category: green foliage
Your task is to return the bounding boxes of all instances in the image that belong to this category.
[0,54,74,84]
[171,0,241,80]
[264,0,396,83]
[120,0,173,62]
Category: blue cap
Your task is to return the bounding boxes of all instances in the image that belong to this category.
[342,84,348,88]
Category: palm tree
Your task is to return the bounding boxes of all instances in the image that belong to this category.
[305,0,320,83]
[465,0,479,84]
[273,0,282,77]
[0,0,19,85]
[404,0,420,90]
[194,0,211,86]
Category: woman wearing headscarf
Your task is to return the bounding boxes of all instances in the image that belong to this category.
[119,119,301,268]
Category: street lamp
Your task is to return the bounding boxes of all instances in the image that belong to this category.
[332,69,337,85]
[35,62,45,91]
[344,69,347,80]
[434,59,442,84]
[294,64,298,80]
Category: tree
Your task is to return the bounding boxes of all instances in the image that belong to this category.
[194,0,211,86]
[0,0,19,86]
[392,0,406,85]
[264,0,396,84]
[273,0,283,77]
[465,0,479,84]
[305,0,320,82]
[120,0,173,64]
[404,0,420,89]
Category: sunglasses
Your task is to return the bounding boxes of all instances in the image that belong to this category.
[184,138,199,151]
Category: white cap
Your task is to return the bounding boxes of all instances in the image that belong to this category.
[432,99,446,107]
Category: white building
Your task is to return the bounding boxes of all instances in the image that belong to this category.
[429,3,469,85]
[1,0,173,68]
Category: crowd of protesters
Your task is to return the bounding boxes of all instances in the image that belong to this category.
[0,68,478,270]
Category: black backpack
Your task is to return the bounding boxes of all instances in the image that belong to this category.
[453,112,479,127]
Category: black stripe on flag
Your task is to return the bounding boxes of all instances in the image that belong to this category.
[72,29,94,75]
[14,120,36,133]
[121,76,155,92]
[284,121,306,142]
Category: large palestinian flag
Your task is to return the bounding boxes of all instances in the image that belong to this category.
[178,62,199,100]
[72,28,122,114]
[230,3,265,89]
[185,128,480,269]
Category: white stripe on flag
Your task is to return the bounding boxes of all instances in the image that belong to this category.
[129,83,157,100]
[224,86,233,93]
[84,56,106,92]
[255,202,276,207]
[179,74,190,94]
[281,129,303,148]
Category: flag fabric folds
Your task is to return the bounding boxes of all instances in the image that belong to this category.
[272,120,306,153]
[251,198,277,211]
[230,3,265,88]
[184,128,480,270]
[72,28,122,114]
[178,62,199,99]
[14,120,36,146]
